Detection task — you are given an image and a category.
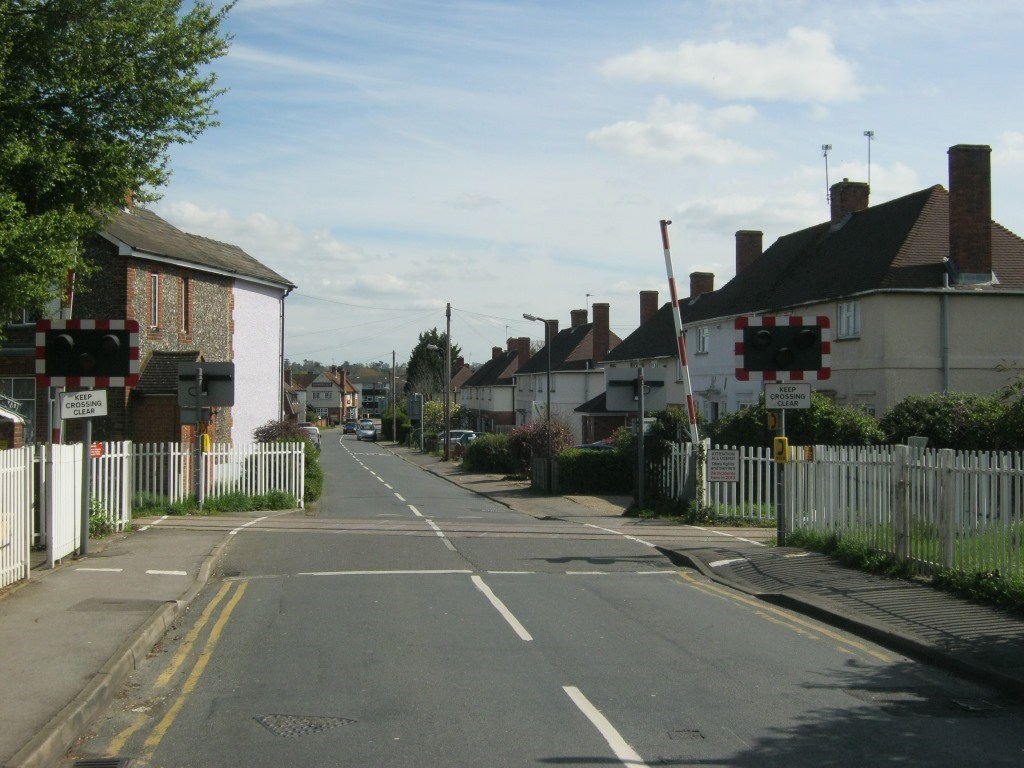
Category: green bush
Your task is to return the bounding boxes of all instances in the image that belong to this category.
[508,419,574,475]
[879,392,1004,450]
[463,433,518,473]
[303,438,323,502]
[708,393,884,447]
[556,448,632,494]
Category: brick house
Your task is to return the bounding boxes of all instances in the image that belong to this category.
[514,303,621,444]
[598,143,1024,424]
[0,205,295,445]
[459,337,531,432]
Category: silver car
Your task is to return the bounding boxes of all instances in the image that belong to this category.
[356,419,377,442]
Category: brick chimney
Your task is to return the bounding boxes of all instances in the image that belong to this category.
[284,368,292,386]
[591,302,610,363]
[509,335,528,366]
[690,272,714,298]
[830,178,870,225]
[493,346,503,360]
[735,230,763,274]
[571,308,588,328]
[640,291,658,324]
[948,144,993,281]
[455,356,465,369]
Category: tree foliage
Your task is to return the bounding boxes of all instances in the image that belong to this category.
[0,0,234,322]
[404,328,462,399]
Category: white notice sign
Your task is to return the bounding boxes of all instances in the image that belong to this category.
[59,390,108,419]
[764,382,812,410]
[707,449,740,483]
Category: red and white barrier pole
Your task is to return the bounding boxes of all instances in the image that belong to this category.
[660,219,701,445]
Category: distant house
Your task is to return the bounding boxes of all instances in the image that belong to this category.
[514,303,621,444]
[601,144,1024,424]
[0,204,295,445]
[304,368,358,424]
[460,337,531,432]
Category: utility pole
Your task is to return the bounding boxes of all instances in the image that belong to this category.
[391,350,397,443]
[444,302,452,462]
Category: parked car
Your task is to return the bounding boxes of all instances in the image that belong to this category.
[576,437,616,451]
[299,424,321,449]
[343,420,358,435]
[436,429,476,445]
[356,419,377,442]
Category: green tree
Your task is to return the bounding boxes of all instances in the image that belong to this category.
[0,0,234,322]
[404,328,462,400]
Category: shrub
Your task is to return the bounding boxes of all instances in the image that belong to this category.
[879,392,1003,450]
[253,420,322,503]
[507,418,574,475]
[557,448,632,494]
[708,393,884,447]
[463,433,518,473]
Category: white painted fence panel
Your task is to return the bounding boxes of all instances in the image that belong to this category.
[90,441,132,531]
[46,444,82,566]
[0,447,33,589]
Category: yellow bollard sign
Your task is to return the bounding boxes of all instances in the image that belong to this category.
[773,436,789,463]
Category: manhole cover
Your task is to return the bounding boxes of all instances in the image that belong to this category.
[669,729,705,740]
[845,688,1004,718]
[255,714,356,738]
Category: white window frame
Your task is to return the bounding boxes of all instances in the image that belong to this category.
[838,301,860,339]
[150,273,160,328]
[696,326,710,354]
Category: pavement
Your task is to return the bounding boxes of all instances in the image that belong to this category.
[4,443,1024,768]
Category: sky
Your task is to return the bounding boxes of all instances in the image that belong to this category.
[152,0,1024,369]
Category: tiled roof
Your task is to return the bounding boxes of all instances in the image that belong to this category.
[135,350,200,393]
[464,350,521,387]
[104,207,295,289]
[606,184,1024,362]
[517,324,622,374]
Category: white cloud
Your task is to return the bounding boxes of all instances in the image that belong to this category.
[601,27,861,103]
[587,98,763,164]
[997,132,1024,167]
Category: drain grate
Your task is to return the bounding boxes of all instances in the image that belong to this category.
[74,759,134,767]
[255,714,356,738]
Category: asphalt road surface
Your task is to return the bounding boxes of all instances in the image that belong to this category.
[68,431,1024,767]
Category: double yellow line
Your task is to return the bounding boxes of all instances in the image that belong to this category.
[107,579,248,761]
[677,571,894,663]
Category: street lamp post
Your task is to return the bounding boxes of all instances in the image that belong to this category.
[523,313,553,494]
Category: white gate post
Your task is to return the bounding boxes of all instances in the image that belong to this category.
[939,448,956,568]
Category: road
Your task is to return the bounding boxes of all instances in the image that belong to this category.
[68,430,1024,767]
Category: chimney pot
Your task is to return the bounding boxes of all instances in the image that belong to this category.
[640,290,658,324]
[830,179,870,225]
[591,302,610,363]
[689,272,714,298]
[948,144,993,281]
[735,230,763,274]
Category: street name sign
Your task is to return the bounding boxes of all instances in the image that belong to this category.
[764,382,812,409]
[59,390,108,419]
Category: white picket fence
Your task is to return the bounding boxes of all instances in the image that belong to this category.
[0,441,305,590]
[0,447,33,589]
[659,441,1024,576]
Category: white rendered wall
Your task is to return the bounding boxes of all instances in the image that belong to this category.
[232,281,285,443]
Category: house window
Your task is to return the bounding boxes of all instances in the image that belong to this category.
[838,301,860,339]
[696,326,710,354]
[180,277,190,334]
[149,273,160,328]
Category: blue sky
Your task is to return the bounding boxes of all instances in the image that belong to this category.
[154,0,1024,367]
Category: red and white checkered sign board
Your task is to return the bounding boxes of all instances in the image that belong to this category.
[35,318,141,387]
[734,315,831,381]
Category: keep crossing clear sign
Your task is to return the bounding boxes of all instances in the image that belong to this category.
[764,382,812,409]
[59,389,108,419]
